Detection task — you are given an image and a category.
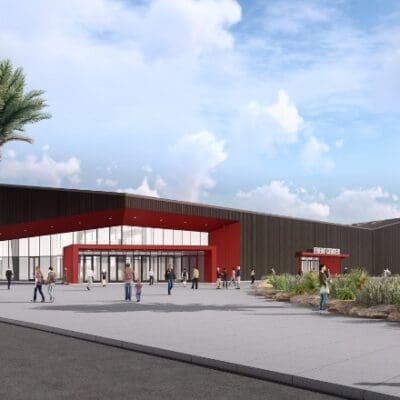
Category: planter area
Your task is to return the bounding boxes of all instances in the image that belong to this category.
[255,272,400,322]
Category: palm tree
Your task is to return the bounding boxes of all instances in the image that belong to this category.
[0,59,51,151]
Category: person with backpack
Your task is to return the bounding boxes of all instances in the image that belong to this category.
[46,266,56,302]
[32,266,45,303]
[5,266,13,290]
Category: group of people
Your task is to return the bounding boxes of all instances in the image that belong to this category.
[215,266,256,289]
[31,265,56,303]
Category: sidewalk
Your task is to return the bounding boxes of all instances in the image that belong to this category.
[0,282,399,399]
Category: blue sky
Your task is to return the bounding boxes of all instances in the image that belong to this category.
[0,0,400,223]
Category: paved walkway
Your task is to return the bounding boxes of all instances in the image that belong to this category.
[0,282,399,398]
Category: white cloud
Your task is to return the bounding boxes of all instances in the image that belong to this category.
[301,135,335,171]
[329,187,400,224]
[335,139,344,149]
[166,131,227,202]
[236,89,303,154]
[0,151,81,186]
[96,178,118,187]
[236,181,330,220]
[119,177,160,198]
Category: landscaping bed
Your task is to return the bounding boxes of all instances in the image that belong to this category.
[255,271,400,322]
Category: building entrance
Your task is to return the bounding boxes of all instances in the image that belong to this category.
[78,250,204,283]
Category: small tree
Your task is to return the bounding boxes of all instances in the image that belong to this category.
[0,59,51,153]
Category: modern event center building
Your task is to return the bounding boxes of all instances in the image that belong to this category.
[1,184,400,283]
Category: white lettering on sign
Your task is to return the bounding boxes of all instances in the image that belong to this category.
[313,247,340,255]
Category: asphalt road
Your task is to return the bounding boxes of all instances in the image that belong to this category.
[0,322,347,400]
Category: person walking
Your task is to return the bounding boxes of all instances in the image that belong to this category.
[32,266,45,303]
[46,266,56,303]
[230,268,236,287]
[222,268,228,289]
[250,267,256,285]
[135,279,143,302]
[124,263,134,301]
[236,266,241,289]
[165,266,175,295]
[191,266,199,289]
[216,267,222,289]
[319,264,330,313]
[149,268,154,285]
[182,268,188,287]
[101,270,107,287]
[86,268,94,291]
[5,266,13,290]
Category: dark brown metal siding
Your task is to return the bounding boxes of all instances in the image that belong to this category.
[0,185,379,279]
[373,224,400,275]
[0,185,125,225]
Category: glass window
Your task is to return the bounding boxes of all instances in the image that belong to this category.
[163,229,173,245]
[132,227,142,245]
[154,228,163,245]
[97,228,109,244]
[60,232,74,248]
[182,231,191,245]
[51,234,62,256]
[40,235,51,256]
[75,231,85,244]
[19,257,29,280]
[173,230,182,245]
[85,229,97,244]
[19,238,29,256]
[110,226,122,244]
[190,231,201,245]
[0,240,8,258]
[200,232,208,245]
[29,237,40,257]
[122,226,132,245]
[143,228,153,245]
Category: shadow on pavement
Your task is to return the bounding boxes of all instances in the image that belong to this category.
[37,302,288,314]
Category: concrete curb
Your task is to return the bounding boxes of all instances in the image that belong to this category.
[0,316,397,400]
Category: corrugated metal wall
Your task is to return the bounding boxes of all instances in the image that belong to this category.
[0,185,383,279]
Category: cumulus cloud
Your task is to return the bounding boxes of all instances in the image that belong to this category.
[0,151,81,186]
[301,135,335,171]
[165,131,227,202]
[96,178,118,188]
[236,181,330,220]
[329,187,400,224]
[119,177,161,198]
[236,90,303,154]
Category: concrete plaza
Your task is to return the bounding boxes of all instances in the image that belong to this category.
[0,281,399,399]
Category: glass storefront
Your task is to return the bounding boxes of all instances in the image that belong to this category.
[78,250,205,283]
[0,226,208,281]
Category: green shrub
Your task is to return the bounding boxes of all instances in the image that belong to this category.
[335,287,355,300]
[269,272,318,295]
[269,273,297,292]
[357,277,400,306]
[302,272,319,294]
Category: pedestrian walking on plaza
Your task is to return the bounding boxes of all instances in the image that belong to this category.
[236,266,241,289]
[101,269,107,287]
[5,266,13,290]
[250,267,256,284]
[229,268,236,287]
[32,266,45,303]
[135,279,143,302]
[191,266,199,289]
[165,266,175,295]
[63,266,69,285]
[319,264,330,313]
[124,263,134,301]
[182,268,188,287]
[86,268,94,291]
[222,268,228,289]
[216,267,222,289]
[46,266,56,302]
[149,268,154,285]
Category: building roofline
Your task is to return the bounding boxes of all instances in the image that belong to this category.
[0,182,372,230]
